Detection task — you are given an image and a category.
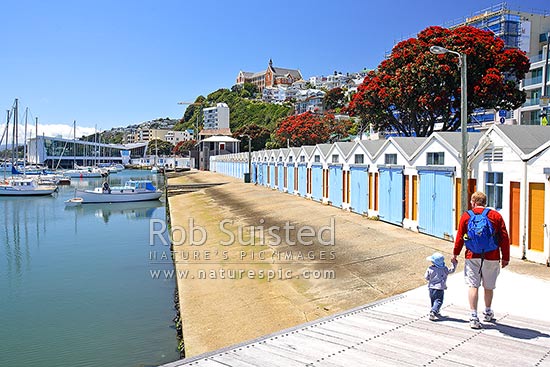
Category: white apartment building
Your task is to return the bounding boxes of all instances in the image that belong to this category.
[125,128,194,144]
[165,129,194,144]
[444,3,550,127]
[203,103,230,130]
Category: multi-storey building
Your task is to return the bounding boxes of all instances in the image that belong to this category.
[294,90,326,115]
[444,3,550,126]
[236,59,302,92]
[165,129,194,144]
[202,103,230,130]
[125,128,194,144]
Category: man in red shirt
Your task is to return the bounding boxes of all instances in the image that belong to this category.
[452,191,510,329]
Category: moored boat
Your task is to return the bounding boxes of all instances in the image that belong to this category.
[64,167,106,178]
[74,180,162,203]
[64,197,84,206]
[0,177,58,196]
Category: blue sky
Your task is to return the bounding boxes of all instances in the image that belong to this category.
[1,0,548,138]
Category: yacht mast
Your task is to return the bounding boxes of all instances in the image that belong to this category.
[23,107,28,176]
[73,120,76,169]
[35,117,39,166]
[3,110,9,179]
[14,99,18,163]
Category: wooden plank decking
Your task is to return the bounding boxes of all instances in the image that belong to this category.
[161,291,550,367]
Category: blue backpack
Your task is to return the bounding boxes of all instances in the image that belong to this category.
[465,208,498,254]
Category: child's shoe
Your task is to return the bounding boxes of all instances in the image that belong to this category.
[429,311,437,321]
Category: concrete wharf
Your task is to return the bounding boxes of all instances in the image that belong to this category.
[164,171,550,366]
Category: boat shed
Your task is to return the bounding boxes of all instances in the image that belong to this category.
[347,141,371,215]
[286,147,301,194]
[297,146,315,197]
[361,139,386,214]
[325,142,355,209]
[308,144,332,203]
[276,148,289,192]
[374,137,426,226]
[469,125,550,264]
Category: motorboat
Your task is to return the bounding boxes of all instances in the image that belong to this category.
[75,180,163,203]
[0,177,58,196]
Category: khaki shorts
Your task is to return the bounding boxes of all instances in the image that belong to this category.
[464,259,500,289]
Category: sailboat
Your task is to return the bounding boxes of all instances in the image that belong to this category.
[0,100,57,196]
[151,138,160,173]
[64,121,106,178]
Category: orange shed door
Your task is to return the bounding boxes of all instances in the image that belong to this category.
[528,183,545,252]
[509,182,520,247]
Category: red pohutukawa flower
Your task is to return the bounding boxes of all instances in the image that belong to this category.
[347,25,530,137]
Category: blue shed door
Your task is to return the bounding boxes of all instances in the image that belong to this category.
[311,165,323,202]
[260,164,264,185]
[418,170,454,240]
[350,166,369,214]
[328,165,343,208]
[251,162,257,183]
[298,165,307,196]
[378,167,404,225]
[270,164,276,189]
[287,164,295,194]
[278,163,285,191]
[262,163,268,186]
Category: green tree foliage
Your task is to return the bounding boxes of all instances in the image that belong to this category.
[172,139,197,155]
[146,139,174,156]
[324,87,346,111]
[173,88,292,148]
[233,123,271,151]
[348,26,530,137]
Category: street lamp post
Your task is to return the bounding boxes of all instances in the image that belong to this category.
[240,134,252,181]
[430,45,469,214]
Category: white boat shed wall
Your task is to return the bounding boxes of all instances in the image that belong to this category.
[209,126,550,265]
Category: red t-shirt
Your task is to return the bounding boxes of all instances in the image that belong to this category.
[453,206,510,261]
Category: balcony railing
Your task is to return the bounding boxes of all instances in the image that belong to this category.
[530,54,544,63]
[523,76,543,87]
[523,98,541,107]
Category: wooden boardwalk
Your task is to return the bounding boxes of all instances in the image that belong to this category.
[161,291,550,367]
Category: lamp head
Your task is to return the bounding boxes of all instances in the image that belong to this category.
[430,45,449,55]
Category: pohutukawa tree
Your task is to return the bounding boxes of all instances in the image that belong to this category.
[347,26,530,137]
[275,112,350,146]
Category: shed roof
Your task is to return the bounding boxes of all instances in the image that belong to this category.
[390,137,427,157]
[333,142,355,158]
[435,132,484,153]
[201,135,240,143]
[300,146,316,158]
[495,125,550,155]
[360,139,386,157]
[317,143,333,158]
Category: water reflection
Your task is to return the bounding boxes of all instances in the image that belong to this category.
[65,200,163,223]
[1,196,54,281]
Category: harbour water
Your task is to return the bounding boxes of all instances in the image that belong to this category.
[0,170,179,367]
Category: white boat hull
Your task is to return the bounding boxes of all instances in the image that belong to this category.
[75,189,162,203]
[0,185,57,196]
[65,171,104,178]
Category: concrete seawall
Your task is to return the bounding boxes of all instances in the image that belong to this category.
[167,170,550,357]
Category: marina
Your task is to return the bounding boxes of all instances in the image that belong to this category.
[0,170,179,367]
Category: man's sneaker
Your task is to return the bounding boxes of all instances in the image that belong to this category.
[483,310,494,322]
[429,311,437,321]
[470,317,482,329]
